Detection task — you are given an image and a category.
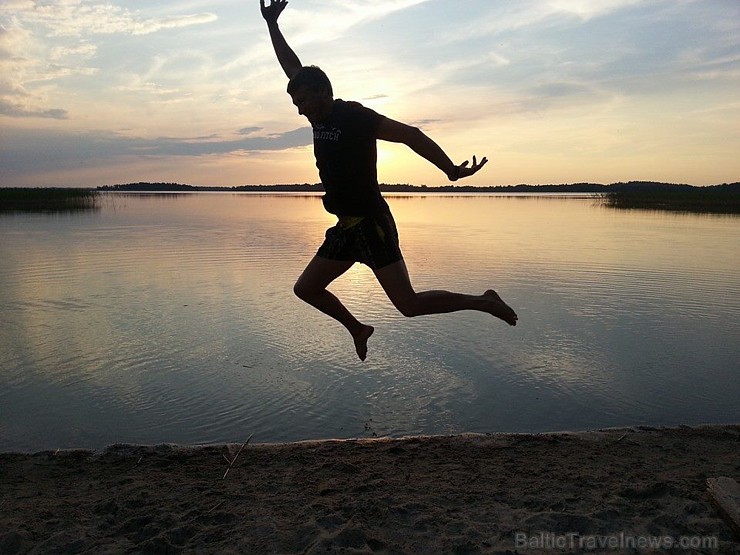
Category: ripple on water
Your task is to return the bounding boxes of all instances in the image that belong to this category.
[1,194,738,451]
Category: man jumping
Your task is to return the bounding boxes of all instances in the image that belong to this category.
[261,0,518,361]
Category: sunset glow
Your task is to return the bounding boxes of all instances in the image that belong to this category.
[1,0,739,187]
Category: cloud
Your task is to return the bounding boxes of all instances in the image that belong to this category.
[238,126,263,135]
[546,0,644,22]
[0,2,218,120]
[410,118,440,128]
[49,42,97,62]
[436,0,644,47]
[2,1,217,38]
[0,127,312,175]
[129,13,218,36]
[0,24,29,59]
[285,0,432,46]
[0,99,67,118]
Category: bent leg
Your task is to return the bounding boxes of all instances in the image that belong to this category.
[373,259,518,326]
[294,256,375,360]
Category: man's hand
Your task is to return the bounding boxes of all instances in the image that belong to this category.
[260,0,288,24]
[448,155,488,181]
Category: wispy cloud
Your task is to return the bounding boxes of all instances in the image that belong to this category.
[437,0,644,44]
[3,1,217,38]
[546,0,644,21]
[284,0,431,45]
[0,99,67,119]
[0,1,217,120]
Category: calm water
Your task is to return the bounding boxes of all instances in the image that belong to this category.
[1,193,738,452]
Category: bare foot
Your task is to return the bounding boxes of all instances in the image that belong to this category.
[352,325,374,361]
[484,289,518,326]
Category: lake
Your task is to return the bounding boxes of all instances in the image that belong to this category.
[1,192,738,452]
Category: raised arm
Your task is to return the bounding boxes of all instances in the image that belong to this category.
[376,118,488,181]
[260,0,302,79]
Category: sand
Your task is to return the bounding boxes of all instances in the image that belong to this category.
[1,425,739,554]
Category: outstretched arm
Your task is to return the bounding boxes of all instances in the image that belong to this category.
[376,118,488,181]
[260,0,302,79]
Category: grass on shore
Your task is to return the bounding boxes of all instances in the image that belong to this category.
[0,188,99,213]
[604,188,740,214]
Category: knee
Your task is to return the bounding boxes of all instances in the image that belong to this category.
[293,280,312,301]
[293,278,327,302]
[395,298,420,318]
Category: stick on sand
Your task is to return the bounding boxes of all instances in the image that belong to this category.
[223,433,254,479]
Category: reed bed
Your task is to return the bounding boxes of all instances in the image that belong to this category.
[604,186,740,214]
[0,188,99,212]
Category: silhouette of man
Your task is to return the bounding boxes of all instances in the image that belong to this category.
[261,0,517,360]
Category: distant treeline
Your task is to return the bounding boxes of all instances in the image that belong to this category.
[98,182,325,192]
[95,181,740,214]
[98,181,740,194]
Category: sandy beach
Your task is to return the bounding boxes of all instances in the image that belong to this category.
[1,425,739,554]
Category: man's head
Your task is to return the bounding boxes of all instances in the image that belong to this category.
[287,65,334,124]
[287,65,333,97]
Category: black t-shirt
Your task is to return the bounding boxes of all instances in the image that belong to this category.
[312,99,390,216]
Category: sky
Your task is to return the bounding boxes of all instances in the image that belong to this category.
[1,0,739,188]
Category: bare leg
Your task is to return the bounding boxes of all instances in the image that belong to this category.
[373,259,518,325]
[293,256,375,360]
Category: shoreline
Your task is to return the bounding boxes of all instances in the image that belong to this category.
[2,424,739,554]
[5,421,737,455]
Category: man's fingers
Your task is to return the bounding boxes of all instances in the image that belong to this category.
[454,155,489,180]
[261,0,287,13]
[472,155,488,170]
[471,155,486,166]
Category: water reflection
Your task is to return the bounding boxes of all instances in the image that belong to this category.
[0,193,738,451]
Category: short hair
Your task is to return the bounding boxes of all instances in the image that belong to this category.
[287,65,333,97]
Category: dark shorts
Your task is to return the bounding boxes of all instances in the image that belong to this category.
[316,211,403,270]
